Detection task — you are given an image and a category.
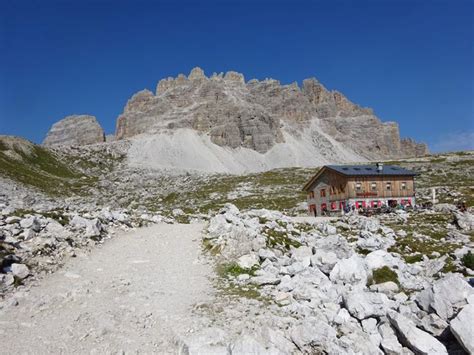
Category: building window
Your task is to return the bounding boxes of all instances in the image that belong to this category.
[320,189,326,197]
[355,182,362,192]
[401,182,407,190]
[386,182,392,191]
[371,182,377,191]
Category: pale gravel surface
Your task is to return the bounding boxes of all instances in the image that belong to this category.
[127,122,364,174]
[0,222,214,354]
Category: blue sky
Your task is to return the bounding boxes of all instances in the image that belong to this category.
[1,0,473,152]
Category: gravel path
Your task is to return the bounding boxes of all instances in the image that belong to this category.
[0,222,214,354]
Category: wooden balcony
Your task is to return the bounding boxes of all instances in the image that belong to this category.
[350,190,414,199]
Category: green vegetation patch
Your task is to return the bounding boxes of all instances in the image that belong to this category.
[442,256,462,274]
[141,166,316,215]
[11,208,71,226]
[217,262,259,278]
[0,144,98,196]
[385,211,461,262]
[264,228,302,250]
[369,266,399,286]
[404,254,424,264]
[462,251,474,270]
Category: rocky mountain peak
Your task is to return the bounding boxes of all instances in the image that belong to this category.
[43,115,105,147]
[113,68,428,163]
[43,68,428,171]
[224,70,245,84]
[188,66,207,81]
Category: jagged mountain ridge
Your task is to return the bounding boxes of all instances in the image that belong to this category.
[43,67,428,173]
[115,67,427,158]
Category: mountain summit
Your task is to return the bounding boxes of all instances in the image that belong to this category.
[44,68,428,173]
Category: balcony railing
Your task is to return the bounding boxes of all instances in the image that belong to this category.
[352,190,413,198]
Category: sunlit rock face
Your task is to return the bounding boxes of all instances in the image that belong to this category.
[114,67,427,158]
[43,115,105,147]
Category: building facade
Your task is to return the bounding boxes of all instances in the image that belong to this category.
[302,164,417,216]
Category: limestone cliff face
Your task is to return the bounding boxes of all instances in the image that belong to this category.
[114,67,428,159]
[43,115,105,147]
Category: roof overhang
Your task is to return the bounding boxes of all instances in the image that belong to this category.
[302,166,347,191]
[302,165,418,192]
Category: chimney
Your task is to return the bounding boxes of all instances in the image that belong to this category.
[376,162,383,172]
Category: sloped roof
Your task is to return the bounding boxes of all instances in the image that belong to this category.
[326,164,417,176]
[303,164,417,191]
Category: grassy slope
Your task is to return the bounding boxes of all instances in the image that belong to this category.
[0,141,92,196]
[143,167,313,215]
[1,136,472,216]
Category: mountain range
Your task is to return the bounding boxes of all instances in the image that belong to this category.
[43,67,428,173]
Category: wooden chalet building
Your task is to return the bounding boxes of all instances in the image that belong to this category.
[302,163,417,216]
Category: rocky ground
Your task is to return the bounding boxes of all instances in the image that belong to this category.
[1,136,473,353]
[198,203,473,354]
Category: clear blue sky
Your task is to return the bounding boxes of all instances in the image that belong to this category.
[1,0,473,152]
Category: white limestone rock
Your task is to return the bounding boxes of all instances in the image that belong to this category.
[450,303,474,354]
[70,215,102,238]
[258,248,277,262]
[333,308,351,325]
[343,290,392,320]
[357,231,395,251]
[387,311,448,355]
[289,318,337,353]
[19,216,41,232]
[310,250,338,274]
[454,211,474,231]
[43,115,105,146]
[369,281,399,295]
[416,273,473,320]
[419,313,448,337]
[378,322,404,355]
[290,246,313,265]
[329,254,368,285]
[237,253,259,269]
[365,250,402,271]
[231,334,269,355]
[11,263,29,280]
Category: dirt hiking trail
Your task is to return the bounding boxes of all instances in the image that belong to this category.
[0,222,214,354]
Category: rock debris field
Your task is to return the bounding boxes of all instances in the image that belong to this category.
[1,202,473,354]
[1,137,473,354]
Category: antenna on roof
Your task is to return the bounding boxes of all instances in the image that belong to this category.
[376,162,383,173]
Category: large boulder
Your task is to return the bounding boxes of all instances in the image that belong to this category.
[343,290,392,320]
[237,253,259,269]
[19,216,41,232]
[329,254,368,286]
[416,274,473,320]
[387,311,447,355]
[454,211,474,231]
[378,322,404,355]
[289,318,338,353]
[450,304,474,354]
[11,263,29,280]
[70,215,103,238]
[43,115,105,146]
